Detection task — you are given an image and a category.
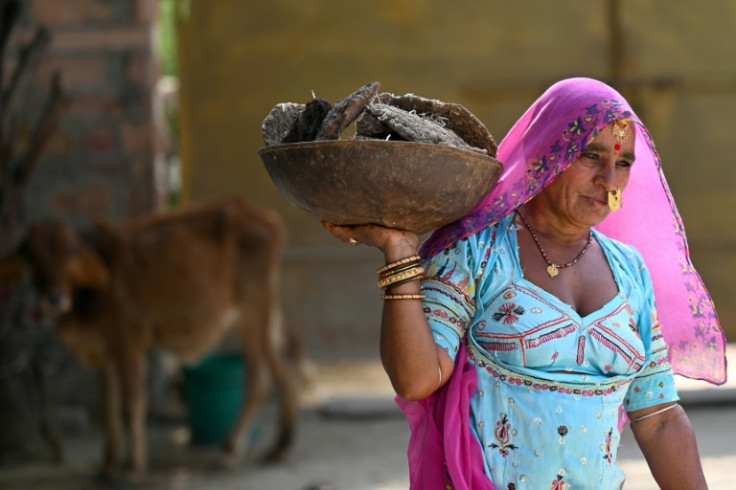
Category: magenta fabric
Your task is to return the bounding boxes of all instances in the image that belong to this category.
[396,342,497,490]
[420,77,727,385]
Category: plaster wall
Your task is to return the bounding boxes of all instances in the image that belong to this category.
[176,0,736,359]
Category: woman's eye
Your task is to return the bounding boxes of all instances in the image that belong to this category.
[581,152,599,160]
[617,160,633,168]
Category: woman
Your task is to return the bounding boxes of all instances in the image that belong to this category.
[324,78,727,489]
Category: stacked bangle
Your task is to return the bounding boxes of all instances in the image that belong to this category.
[382,294,426,301]
[378,266,424,290]
[377,254,425,291]
[377,255,422,276]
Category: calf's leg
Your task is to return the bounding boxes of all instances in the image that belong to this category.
[35,360,64,463]
[261,307,300,463]
[119,351,148,480]
[220,329,272,468]
[100,362,123,479]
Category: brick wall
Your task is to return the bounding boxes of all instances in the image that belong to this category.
[0,0,161,456]
[16,0,160,225]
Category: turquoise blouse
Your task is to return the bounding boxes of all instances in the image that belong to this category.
[421,213,678,489]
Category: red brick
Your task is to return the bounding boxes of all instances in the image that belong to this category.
[32,0,116,26]
[43,132,78,155]
[121,123,153,153]
[126,53,157,86]
[83,126,118,152]
[48,186,113,219]
[126,163,156,214]
[36,56,107,91]
[130,158,154,179]
[66,96,123,118]
[50,27,152,53]
[84,160,128,177]
[135,0,159,24]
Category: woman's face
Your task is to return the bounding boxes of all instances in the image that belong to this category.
[535,121,636,228]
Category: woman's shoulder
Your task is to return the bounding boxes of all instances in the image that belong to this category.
[594,229,648,273]
[426,214,515,272]
[464,213,516,249]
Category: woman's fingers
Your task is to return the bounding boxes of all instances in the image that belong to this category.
[321,222,411,250]
[321,222,379,246]
[321,222,357,243]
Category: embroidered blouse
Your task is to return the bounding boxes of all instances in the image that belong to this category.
[421,213,678,489]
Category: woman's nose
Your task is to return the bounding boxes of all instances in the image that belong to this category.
[595,162,618,190]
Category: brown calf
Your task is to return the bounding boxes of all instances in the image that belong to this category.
[0,197,300,480]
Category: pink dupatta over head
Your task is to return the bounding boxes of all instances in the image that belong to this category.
[422,77,726,384]
[401,78,727,490]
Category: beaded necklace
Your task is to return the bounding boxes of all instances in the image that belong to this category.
[517,210,592,278]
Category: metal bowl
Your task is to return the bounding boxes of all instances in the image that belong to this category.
[258,140,504,234]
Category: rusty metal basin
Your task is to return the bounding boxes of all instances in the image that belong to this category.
[258,140,504,234]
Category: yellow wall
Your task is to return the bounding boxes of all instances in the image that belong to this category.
[177,1,736,359]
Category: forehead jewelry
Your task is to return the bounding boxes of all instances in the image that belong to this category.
[608,120,629,210]
[612,120,631,152]
[608,188,622,212]
[517,210,593,278]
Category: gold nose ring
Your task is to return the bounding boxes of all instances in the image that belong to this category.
[608,188,622,212]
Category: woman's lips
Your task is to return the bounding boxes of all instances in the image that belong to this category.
[585,195,608,207]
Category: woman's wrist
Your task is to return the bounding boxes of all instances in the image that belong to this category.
[383,242,419,263]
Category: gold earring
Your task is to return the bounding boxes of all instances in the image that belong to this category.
[608,188,622,212]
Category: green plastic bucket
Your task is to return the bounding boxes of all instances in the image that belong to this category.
[181,353,246,445]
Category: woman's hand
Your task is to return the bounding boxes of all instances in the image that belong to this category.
[321,222,420,261]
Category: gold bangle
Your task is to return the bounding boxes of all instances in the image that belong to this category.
[377,266,425,290]
[382,294,426,300]
[383,275,423,291]
[378,266,424,288]
[378,261,422,279]
[377,255,422,275]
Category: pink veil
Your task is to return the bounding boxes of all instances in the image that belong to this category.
[421,77,726,384]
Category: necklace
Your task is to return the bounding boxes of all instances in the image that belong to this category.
[517,210,593,278]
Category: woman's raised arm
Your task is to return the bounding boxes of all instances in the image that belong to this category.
[322,222,454,400]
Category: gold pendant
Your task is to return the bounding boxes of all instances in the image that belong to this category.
[608,188,622,212]
[547,264,559,278]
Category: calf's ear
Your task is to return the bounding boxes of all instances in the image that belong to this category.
[66,247,110,290]
[0,254,25,286]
